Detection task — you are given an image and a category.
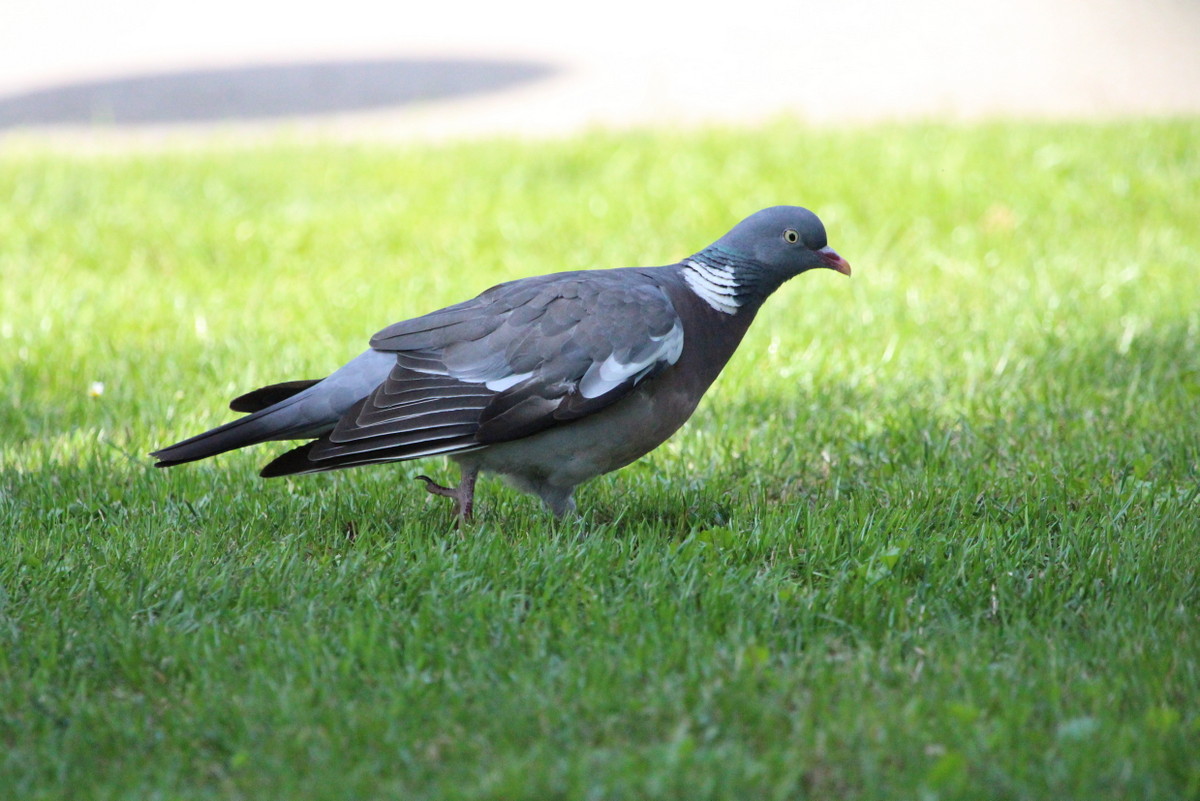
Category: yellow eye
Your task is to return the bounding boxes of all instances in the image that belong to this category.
[783,229,800,244]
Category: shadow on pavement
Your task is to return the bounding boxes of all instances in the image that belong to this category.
[0,58,557,128]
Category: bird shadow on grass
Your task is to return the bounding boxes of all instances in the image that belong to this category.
[650,319,1199,527]
[3,321,1196,541]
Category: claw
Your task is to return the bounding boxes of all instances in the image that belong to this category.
[416,475,457,498]
[414,466,478,523]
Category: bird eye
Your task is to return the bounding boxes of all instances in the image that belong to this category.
[783,229,800,244]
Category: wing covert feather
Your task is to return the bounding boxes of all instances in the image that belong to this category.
[302,269,685,469]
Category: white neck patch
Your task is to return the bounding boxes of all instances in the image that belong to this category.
[682,258,741,315]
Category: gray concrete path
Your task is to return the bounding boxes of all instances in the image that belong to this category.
[1,0,1198,147]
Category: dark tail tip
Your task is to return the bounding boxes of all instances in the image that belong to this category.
[260,442,320,478]
[149,449,202,468]
[229,379,321,413]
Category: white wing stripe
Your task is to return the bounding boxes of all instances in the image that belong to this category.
[484,371,534,392]
[577,320,683,399]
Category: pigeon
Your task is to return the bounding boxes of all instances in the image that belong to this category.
[151,206,850,519]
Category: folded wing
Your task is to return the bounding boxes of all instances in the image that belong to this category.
[262,269,684,475]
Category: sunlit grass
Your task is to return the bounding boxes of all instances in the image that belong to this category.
[1,119,1198,799]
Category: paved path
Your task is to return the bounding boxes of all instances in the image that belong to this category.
[1,0,1198,147]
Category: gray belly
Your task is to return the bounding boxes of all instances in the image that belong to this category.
[453,382,699,509]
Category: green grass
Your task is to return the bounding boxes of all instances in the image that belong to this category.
[2,118,1198,799]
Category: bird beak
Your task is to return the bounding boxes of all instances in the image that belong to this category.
[817,246,852,276]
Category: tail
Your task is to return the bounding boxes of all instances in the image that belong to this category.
[150,348,399,469]
[151,380,325,467]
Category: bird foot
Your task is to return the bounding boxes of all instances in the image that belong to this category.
[416,472,476,523]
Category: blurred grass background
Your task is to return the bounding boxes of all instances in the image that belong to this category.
[1,119,1198,798]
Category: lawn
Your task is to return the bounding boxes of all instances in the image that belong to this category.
[1,119,1198,799]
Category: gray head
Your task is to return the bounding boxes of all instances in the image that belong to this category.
[713,206,850,277]
[687,206,850,312]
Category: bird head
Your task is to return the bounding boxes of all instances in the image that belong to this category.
[714,205,851,278]
[685,206,850,314]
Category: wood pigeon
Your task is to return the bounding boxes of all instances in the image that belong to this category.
[151,206,851,519]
